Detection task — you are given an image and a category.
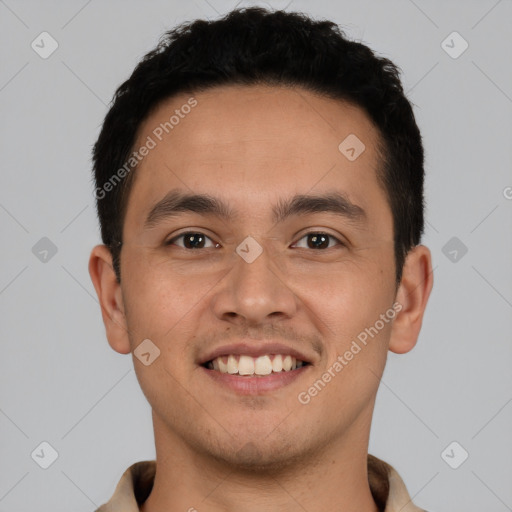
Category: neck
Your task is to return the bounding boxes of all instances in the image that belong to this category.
[141,412,379,512]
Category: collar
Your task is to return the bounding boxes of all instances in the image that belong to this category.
[96,454,426,512]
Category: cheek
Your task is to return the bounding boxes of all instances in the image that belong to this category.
[125,283,193,342]
[297,258,394,357]
[123,273,200,396]
[121,251,190,340]
[122,257,228,361]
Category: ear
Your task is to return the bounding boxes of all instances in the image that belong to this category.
[88,244,131,354]
[389,245,433,354]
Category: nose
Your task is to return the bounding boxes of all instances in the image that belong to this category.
[210,241,298,326]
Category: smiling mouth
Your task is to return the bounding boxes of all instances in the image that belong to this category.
[202,354,311,376]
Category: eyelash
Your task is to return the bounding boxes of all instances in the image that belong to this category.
[165,231,344,250]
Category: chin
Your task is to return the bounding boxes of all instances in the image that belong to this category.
[203,435,309,475]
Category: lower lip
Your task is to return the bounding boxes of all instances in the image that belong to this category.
[201,365,310,395]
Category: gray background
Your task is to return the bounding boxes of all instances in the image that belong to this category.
[1,0,511,510]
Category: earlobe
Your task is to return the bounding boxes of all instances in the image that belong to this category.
[88,244,132,355]
[388,245,433,354]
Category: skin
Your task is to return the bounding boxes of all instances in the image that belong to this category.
[89,84,433,512]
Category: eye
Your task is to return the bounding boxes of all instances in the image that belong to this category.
[166,232,220,249]
[292,232,343,250]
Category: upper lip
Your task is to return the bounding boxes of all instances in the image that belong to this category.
[198,342,314,366]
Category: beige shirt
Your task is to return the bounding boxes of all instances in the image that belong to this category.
[95,454,426,512]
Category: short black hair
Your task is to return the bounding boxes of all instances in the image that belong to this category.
[91,6,425,287]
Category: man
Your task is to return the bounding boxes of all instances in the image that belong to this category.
[88,7,433,511]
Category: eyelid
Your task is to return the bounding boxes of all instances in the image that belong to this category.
[166,229,345,249]
[291,230,345,248]
[166,230,220,247]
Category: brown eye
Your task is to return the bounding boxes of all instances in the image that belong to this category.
[167,232,219,249]
[293,232,342,250]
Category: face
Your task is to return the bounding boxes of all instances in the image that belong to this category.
[102,84,405,470]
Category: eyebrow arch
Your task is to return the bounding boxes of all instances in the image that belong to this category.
[143,189,367,230]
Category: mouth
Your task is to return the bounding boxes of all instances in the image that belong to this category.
[201,354,311,376]
[198,342,315,394]
[200,353,312,395]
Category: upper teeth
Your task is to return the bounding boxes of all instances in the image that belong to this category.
[208,354,305,375]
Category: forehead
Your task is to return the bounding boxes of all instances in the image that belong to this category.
[125,84,388,232]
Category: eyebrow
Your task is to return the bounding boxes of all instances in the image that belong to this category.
[143,189,367,230]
